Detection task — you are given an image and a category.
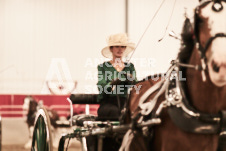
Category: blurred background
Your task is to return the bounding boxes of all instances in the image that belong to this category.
[0,0,198,150]
[0,0,198,94]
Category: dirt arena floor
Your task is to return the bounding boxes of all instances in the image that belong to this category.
[2,118,82,151]
[2,145,30,151]
[2,144,81,151]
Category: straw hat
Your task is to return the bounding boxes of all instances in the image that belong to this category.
[101,33,135,58]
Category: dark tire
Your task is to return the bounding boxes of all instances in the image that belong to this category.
[31,108,53,151]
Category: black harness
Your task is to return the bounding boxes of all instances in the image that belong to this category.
[166,67,221,134]
[163,65,226,150]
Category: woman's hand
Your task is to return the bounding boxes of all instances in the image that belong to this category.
[110,78,122,85]
[122,73,136,85]
[110,74,136,86]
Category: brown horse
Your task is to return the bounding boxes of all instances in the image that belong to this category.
[122,1,226,151]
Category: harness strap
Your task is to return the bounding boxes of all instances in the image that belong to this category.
[139,65,175,116]
[166,67,221,134]
[139,80,166,116]
[119,129,134,151]
[218,111,226,151]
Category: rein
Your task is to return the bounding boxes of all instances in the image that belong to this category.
[172,60,200,70]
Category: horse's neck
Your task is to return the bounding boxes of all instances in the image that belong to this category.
[185,48,226,113]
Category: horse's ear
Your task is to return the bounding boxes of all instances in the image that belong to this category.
[178,17,195,64]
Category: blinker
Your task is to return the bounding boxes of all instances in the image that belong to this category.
[212,0,223,12]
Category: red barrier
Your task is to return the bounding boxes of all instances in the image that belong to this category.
[0,95,99,118]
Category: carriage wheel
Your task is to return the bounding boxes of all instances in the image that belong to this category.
[31,108,53,151]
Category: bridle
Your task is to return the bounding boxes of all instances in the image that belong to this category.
[186,0,226,81]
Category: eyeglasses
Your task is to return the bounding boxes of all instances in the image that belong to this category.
[114,46,126,48]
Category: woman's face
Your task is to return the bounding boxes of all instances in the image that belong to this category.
[110,46,126,58]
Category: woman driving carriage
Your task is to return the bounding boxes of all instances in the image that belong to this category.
[97,33,137,121]
[92,33,137,151]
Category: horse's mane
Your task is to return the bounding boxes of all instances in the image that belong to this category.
[176,17,196,82]
[177,18,195,65]
[176,17,197,103]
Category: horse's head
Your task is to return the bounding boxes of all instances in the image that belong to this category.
[23,96,38,116]
[179,0,226,87]
[196,0,226,87]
